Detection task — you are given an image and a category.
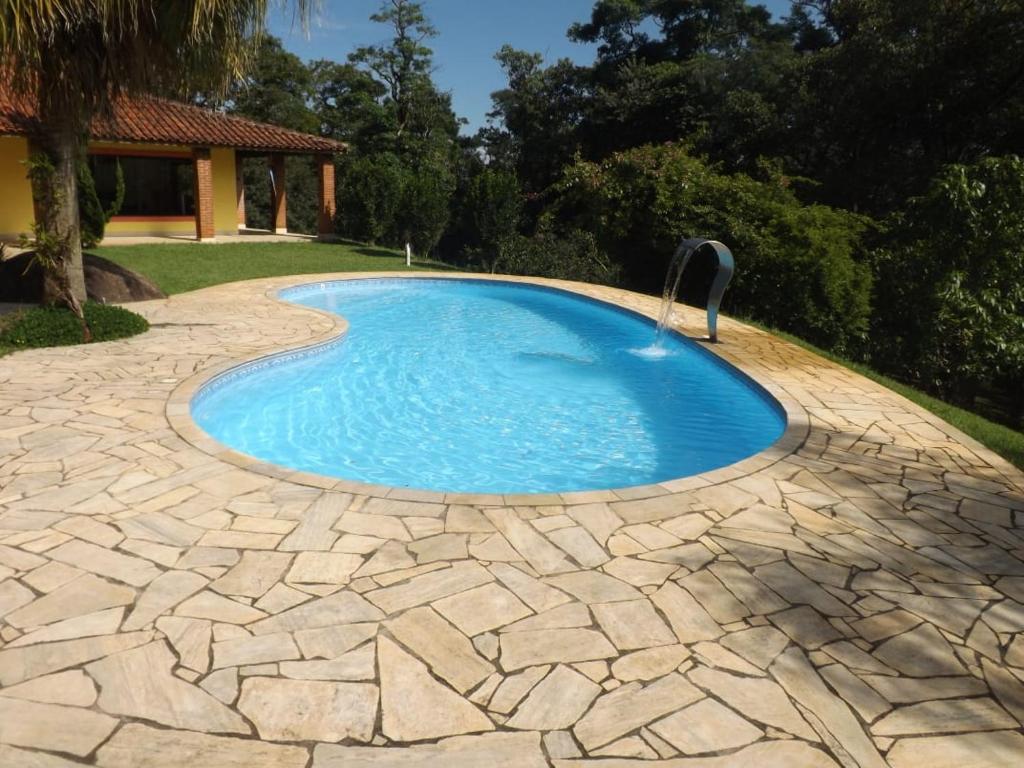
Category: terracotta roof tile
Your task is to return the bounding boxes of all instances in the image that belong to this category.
[0,89,346,154]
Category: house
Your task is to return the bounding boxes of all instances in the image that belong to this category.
[0,89,346,243]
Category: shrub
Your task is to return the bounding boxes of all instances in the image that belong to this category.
[0,302,149,349]
[547,144,873,353]
[78,159,124,248]
[336,153,406,245]
[464,168,523,250]
[871,156,1024,418]
[481,227,620,285]
[395,157,455,256]
[337,152,454,256]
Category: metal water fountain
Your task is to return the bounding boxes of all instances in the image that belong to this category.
[654,238,735,347]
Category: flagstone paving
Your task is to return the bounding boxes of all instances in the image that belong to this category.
[2,271,1024,766]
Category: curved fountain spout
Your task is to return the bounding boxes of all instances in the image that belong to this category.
[655,238,735,344]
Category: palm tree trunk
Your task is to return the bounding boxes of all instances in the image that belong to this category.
[31,98,91,341]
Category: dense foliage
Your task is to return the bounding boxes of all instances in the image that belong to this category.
[548,145,872,352]
[0,302,149,349]
[872,157,1024,422]
[204,0,1023,428]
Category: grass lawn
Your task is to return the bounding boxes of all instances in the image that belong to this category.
[759,324,1024,471]
[94,239,452,295]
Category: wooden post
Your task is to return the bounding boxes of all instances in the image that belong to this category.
[269,153,287,234]
[316,154,336,240]
[192,148,215,240]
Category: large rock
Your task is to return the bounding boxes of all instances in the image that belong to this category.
[0,251,165,303]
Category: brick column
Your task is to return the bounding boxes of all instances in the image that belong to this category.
[193,148,215,240]
[235,152,246,229]
[269,153,287,234]
[316,154,336,240]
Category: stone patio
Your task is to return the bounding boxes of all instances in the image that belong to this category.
[1,272,1023,767]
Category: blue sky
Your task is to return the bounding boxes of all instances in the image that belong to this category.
[267,0,795,135]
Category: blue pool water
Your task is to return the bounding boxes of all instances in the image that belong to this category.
[192,279,786,494]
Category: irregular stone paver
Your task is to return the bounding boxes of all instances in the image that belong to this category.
[124,569,207,630]
[886,730,1024,768]
[378,636,493,741]
[770,648,887,768]
[87,641,249,733]
[500,627,618,670]
[0,745,92,768]
[6,573,134,629]
[872,697,1017,735]
[592,599,675,649]
[95,723,309,768]
[279,642,375,680]
[650,698,763,755]
[211,551,292,598]
[387,605,494,692]
[687,665,817,740]
[47,539,161,586]
[238,677,377,742]
[313,733,548,768]
[433,582,532,636]
[2,272,1024,765]
[211,631,300,669]
[574,673,703,751]
[554,740,842,766]
[505,665,602,730]
[248,589,382,634]
[611,644,690,682]
[0,697,117,757]
[0,630,153,686]
[0,670,97,707]
[156,616,212,672]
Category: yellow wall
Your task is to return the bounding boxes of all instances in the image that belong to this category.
[0,139,241,240]
[0,136,36,241]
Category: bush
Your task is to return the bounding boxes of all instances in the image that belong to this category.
[871,156,1024,419]
[78,159,124,248]
[336,153,406,245]
[336,152,454,255]
[481,227,620,285]
[395,157,455,256]
[464,167,523,250]
[0,302,149,349]
[547,144,873,353]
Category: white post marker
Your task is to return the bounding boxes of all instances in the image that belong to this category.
[406,242,412,267]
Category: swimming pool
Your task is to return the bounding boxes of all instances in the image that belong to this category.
[191,278,786,494]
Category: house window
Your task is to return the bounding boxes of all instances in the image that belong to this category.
[90,154,196,217]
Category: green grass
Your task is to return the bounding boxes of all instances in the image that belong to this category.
[755,323,1024,471]
[94,240,451,295]
[0,302,149,350]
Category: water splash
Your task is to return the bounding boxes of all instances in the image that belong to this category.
[628,344,674,360]
[653,241,695,349]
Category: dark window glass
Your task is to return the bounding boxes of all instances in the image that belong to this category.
[90,154,196,216]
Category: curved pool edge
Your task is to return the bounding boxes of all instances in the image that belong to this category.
[166,271,811,506]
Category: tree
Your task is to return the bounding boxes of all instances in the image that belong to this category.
[338,0,460,253]
[791,0,1024,212]
[349,0,438,143]
[872,156,1024,419]
[0,1,308,334]
[311,60,393,150]
[481,47,589,193]
[223,35,320,234]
